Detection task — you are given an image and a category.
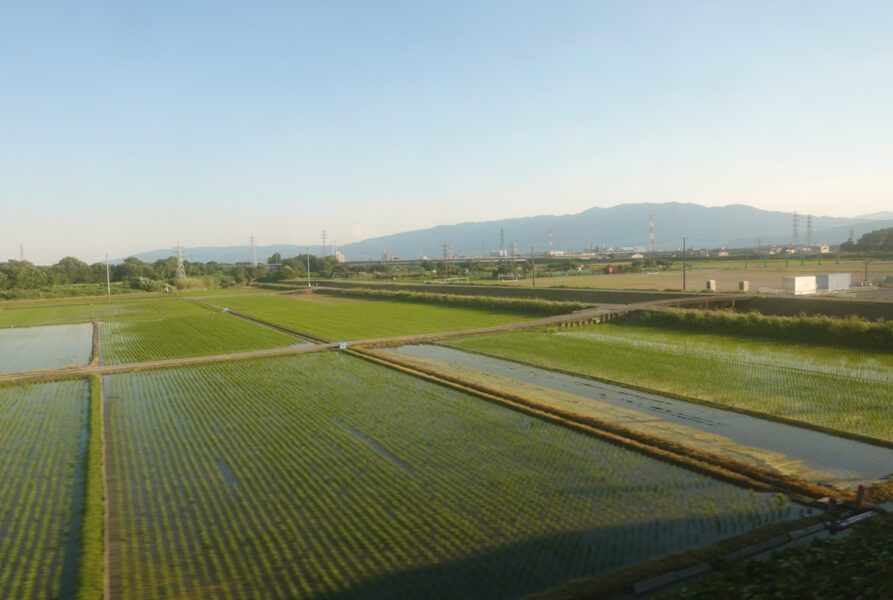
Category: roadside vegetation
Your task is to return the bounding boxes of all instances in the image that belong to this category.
[444,323,893,442]
[654,513,893,600]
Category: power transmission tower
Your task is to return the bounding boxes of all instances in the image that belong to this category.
[548,228,553,255]
[19,244,24,261]
[649,214,655,256]
[807,215,813,246]
[442,243,449,280]
[176,244,187,280]
[249,234,257,267]
[321,230,327,255]
[848,227,855,244]
[792,212,799,246]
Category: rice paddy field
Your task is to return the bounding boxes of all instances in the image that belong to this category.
[205,294,543,341]
[1,286,885,599]
[97,301,299,364]
[0,379,90,599]
[0,297,195,328]
[104,354,798,600]
[0,322,93,373]
[443,323,893,441]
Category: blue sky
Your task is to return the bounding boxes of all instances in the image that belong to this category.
[2,1,892,263]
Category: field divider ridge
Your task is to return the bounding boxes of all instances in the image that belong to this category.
[346,346,849,505]
[89,321,101,367]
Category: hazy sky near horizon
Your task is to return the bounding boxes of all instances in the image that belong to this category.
[2,0,892,264]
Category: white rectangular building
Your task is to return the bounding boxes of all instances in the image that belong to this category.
[815,273,851,291]
[782,275,817,295]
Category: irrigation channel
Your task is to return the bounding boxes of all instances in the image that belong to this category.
[385,345,893,489]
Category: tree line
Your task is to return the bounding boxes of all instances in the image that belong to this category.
[0,253,346,296]
[840,227,893,252]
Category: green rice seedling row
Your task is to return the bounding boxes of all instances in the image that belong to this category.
[444,324,893,441]
[0,380,90,599]
[99,310,299,364]
[205,294,543,341]
[105,353,797,600]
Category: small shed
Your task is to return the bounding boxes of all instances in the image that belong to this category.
[782,276,817,295]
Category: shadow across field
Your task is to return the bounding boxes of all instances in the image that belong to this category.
[312,514,801,600]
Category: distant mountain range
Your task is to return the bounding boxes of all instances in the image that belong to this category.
[128,203,893,263]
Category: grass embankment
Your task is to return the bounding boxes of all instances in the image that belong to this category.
[653,512,893,600]
[77,375,104,599]
[207,294,544,341]
[316,287,587,314]
[632,307,893,349]
[443,324,893,443]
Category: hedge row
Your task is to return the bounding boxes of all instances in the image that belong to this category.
[629,308,893,349]
[317,287,586,315]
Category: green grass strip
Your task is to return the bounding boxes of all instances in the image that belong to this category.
[630,307,893,349]
[316,286,587,314]
[77,375,104,600]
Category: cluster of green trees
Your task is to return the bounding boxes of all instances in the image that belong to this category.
[0,252,355,298]
[840,226,893,251]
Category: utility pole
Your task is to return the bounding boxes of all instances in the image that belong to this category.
[682,237,687,291]
[105,254,111,303]
[531,246,536,287]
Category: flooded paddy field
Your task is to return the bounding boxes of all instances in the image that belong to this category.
[442,325,893,442]
[0,379,90,599]
[0,323,93,373]
[104,353,801,600]
[389,345,893,489]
